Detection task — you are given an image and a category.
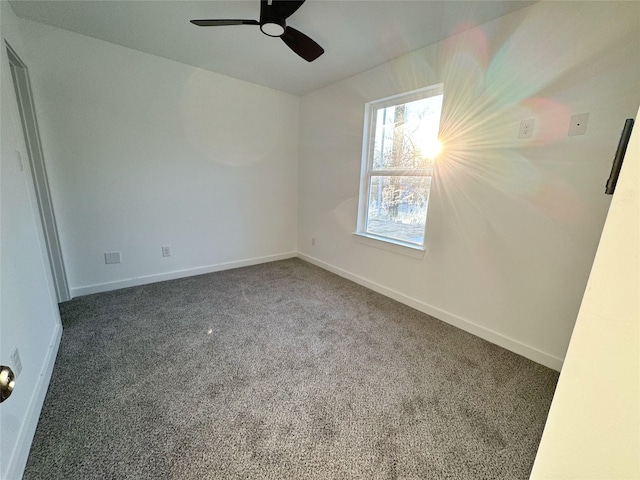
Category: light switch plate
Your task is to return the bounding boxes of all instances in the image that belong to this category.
[569,113,589,136]
[10,347,22,377]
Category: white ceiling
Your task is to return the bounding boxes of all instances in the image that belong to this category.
[10,0,535,96]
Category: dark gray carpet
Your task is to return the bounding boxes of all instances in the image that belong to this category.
[24,258,558,479]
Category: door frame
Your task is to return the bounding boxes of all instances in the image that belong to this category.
[6,42,70,302]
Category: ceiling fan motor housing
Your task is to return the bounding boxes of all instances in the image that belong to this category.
[260,19,285,37]
[260,5,285,36]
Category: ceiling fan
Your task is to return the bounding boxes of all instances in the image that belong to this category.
[190,0,324,62]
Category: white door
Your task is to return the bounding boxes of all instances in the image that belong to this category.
[1,41,63,478]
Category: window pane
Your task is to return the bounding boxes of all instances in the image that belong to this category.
[366,175,431,244]
[358,84,443,248]
[372,94,443,171]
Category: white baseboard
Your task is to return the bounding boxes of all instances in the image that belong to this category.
[4,321,62,480]
[69,252,298,298]
[297,252,564,372]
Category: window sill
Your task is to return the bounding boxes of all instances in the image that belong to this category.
[352,232,426,259]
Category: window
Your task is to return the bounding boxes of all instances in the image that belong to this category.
[356,84,443,250]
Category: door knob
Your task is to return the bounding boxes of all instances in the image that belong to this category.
[0,366,16,403]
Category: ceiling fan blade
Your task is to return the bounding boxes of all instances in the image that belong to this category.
[272,0,305,20]
[190,19,259,27]
[280,26,324,62]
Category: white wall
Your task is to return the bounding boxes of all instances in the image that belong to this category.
[298,1,640,370]
[0,3,62,478]
[19,19,300,297]
[531,105,639,479]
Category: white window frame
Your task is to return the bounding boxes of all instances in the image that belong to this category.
[355,84,444,254]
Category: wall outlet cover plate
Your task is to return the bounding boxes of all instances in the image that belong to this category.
[519,118,535,139]
[105,252,121,264]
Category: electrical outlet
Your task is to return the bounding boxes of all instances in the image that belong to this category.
[568,113,589,136]
[104,252,121,264]
[162,246,171,257]
[10,347,22,377]
[519,118,535,139]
